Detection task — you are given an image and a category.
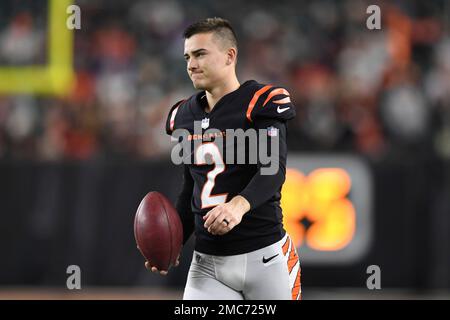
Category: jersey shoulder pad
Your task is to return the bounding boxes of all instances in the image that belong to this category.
[246,84,296,123]
[165,99,187,135]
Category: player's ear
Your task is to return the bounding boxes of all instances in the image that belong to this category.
[227,47,237,65]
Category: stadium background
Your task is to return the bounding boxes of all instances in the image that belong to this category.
[0,0,449,299]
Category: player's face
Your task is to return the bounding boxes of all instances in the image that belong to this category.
[184,33,230,90]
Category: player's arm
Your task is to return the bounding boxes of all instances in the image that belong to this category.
[175,164,195,245]
[238,119,288,209]
[238,85,295,209]
[165,100,195,243]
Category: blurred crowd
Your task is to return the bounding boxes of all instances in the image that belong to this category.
[0,0,449,161]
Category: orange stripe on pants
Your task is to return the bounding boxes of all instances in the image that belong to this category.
[287,249,299,274]
[292,267,301,300]
[282,237,290,256]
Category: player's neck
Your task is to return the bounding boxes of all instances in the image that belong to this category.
[205,77,240,113]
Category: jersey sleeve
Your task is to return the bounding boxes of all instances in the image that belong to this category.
[176,165,195,245]
[238,119,288,210]
[165,99,185,135]
[246,85,296,123]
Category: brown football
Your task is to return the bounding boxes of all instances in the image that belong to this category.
[134,191,183,271]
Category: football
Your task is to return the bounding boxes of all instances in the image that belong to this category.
[134,191,183,271]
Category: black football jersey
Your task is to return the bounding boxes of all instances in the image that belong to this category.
[166,80,296,255]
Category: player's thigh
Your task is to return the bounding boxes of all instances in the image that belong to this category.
[183,252,244,300]
[244,257,292,300]
[183,275,244,300]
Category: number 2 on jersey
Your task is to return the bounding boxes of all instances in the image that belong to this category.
[195,143,228,209]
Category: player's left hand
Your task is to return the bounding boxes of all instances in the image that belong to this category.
[203,195,250,235]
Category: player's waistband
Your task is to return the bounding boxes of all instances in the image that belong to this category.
[194,229,286,256]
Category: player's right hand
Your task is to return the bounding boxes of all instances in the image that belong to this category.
[144,255,180,276]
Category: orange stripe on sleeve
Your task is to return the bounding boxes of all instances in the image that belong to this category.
[246,85,273,122]
[272,96,291,104]
[262,88,290,107]
[169,100,185,131]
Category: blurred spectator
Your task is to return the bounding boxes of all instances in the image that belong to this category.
[0,12,44,65]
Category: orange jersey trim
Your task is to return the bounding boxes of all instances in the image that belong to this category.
[169,100,185,131]
[246,85,273,122]
[262,88,290,107]
[273,96,291,104]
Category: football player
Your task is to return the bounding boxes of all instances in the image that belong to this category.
[145,17,301,300]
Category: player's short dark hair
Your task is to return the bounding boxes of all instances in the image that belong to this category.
[183,17,238,51]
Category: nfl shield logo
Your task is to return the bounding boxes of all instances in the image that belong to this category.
[201,118,210,129]
[267,126,278,137]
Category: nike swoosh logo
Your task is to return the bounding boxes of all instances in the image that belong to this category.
[277,106,290,113]
[262,254,279,264]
